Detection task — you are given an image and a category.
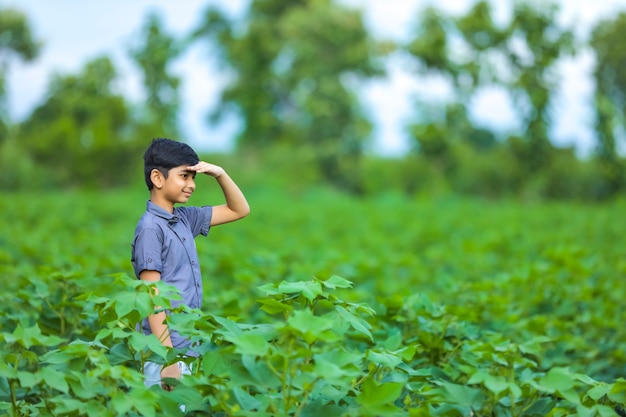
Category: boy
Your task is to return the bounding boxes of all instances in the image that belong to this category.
[131,138,250,391]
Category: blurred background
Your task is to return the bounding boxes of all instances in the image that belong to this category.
[1,0,625,200]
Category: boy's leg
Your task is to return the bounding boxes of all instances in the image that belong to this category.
[144,361,193,413]
[143,362,162,388]
[144,361,192,388]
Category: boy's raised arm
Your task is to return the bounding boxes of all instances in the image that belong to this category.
[188,161,250,226]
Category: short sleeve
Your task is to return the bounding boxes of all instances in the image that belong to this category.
[177,206,213,237]
[131,228,164,277]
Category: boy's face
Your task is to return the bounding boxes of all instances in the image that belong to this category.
[157,165,197,204]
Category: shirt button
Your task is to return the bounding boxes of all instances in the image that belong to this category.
[147,258,152,263]
[182,238,186,242]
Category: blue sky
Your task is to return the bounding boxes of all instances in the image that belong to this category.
[2,0,625,156]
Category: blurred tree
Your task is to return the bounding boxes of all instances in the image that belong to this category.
[0,7,41,138]
[405,1,574,180]
[19,56,141,187]
[129,12,182,138]
[590,12,626,197]
[405,3,501,160]
[192,0,385,193]
[408,2,506,95]
[503,2,574,172]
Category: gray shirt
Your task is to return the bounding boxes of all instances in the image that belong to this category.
[131,200,212,354]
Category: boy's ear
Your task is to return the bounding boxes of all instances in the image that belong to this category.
[150,169,164,189]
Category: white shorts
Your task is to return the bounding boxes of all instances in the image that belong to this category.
[144,361,192,388]
[144,361,193,412]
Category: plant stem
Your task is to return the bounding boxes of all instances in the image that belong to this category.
[11,356,19,417]
[10,378,18,417]
[294,377,320,417]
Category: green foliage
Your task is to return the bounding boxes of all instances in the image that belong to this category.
[0,137,46,190]
[0,6,41,131]
[192,0,384,193]
[505,2,575,170]
[0,8,40,63]
[404,0,579,186]
[17,56,144,188]
[4,2,626,200]
[1,187,626,415]
[129,11,182,137]
[590,12,626,197]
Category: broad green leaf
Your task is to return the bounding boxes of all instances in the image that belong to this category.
[258,280,325,301]
[591,404,621,417]
[169,384,207,413]
[110,390,136,415]
[6,324,64,348]
[133,333,168,360]
[241,353,279,386]
[0,361,17,378]
[519,335,552,356]
[468,371,509,396]
[201,350,226,375]
[608,379,626,404]
[576,404,620,417]
[367,349,403,369]
[67,372,97,400]
[234,386,263,411]
[508,382,522,400]
[37,367,69,393]
[313,356,360,385]
[315,349,364,368]
[335,305,373,341]
[382,329,403,350]
[287,309,336,343]
[214,316,244,337]
[278,280,324,301]
[107,342,135,365]
[227,332,271,356]
[299,401,346,417]
[49,398,86,414]
[539,367,576,393]
[17,371,37,388]
[310,380,351,403]
[356,377,403,407]
[322,275,354,289]
[586,384,610,401]
[257,298,293,315]
[81,401,111,416]
[560,388,581,405]
[524,398,555,416]
[122,387,161,417]
[438,381,485,408]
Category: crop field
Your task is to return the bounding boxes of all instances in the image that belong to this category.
[1,186,625,416]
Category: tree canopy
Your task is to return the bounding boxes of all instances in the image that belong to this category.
[0,7,41,137]
[590,12,626,196]
[19,56,139,187]
[2,2,625,199]
[129,11,182,138]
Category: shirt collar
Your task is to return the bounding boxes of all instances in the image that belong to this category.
[146,200,179,225]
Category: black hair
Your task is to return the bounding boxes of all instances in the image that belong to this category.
[143,138,200,190]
